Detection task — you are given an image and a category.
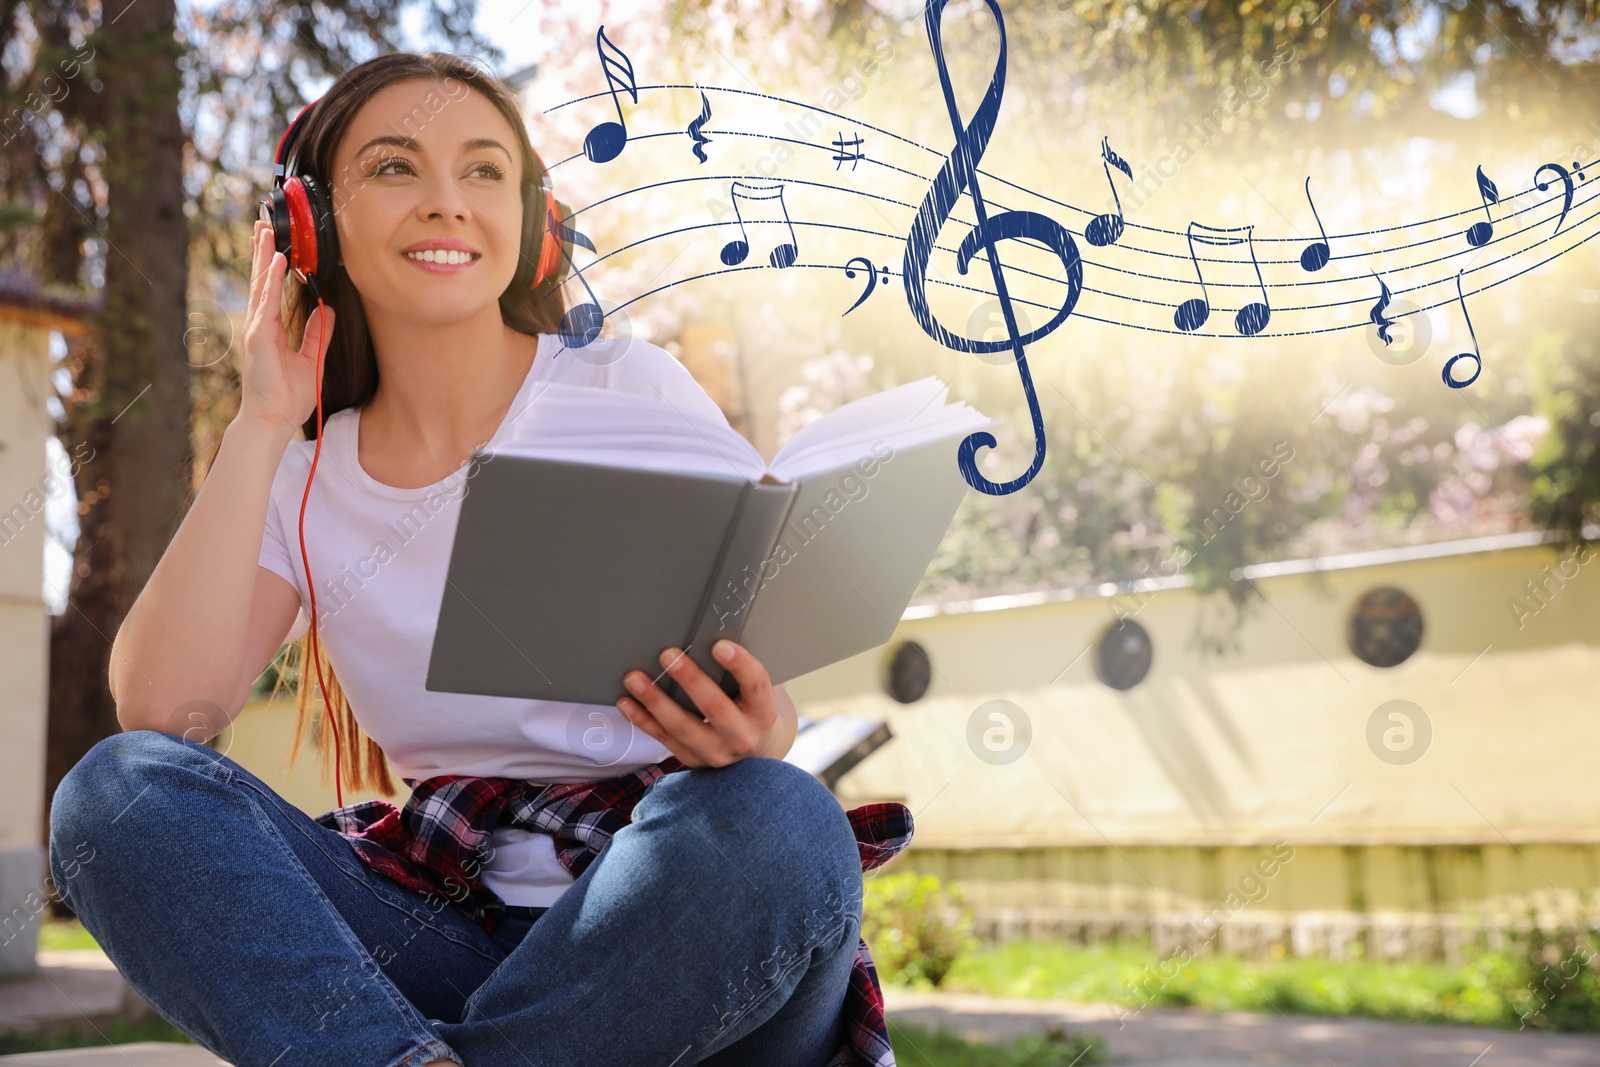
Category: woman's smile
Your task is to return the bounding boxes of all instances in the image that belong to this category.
[402,240,483,274]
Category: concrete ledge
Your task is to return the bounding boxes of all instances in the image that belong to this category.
[0,848,45,979]
[0,1044,226,1065]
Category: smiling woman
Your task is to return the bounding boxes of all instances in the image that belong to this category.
[62,48,888,1067]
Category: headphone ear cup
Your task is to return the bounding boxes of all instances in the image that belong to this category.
[299,173,339,295]
[516,181,546,294]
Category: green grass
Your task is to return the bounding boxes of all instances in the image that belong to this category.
[886,1020,1106,1067]
[39,917,101,952]
[886,940,1533,1028]
[0,1015,196,1055]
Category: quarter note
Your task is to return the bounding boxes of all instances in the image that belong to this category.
[1299,176,1331,271]
[1533,162,1575,237]
[1442,269,1482,389]
[719,181,798,269]
[841,256,890,315]
[584,26,637,165]
[1085,137,1134,247]
[1173,222,1271,336]
[1465,165,1498,247]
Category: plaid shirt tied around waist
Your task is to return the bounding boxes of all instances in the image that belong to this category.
[313,755,914,1067]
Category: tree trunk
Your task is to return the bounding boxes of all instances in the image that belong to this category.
[44,0,191,906]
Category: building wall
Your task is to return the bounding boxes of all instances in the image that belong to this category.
[0,320,57,977]
[784,538,1600,936]
[207,536,1600,954]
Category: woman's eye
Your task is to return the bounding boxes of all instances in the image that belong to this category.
[371,156,413,176]
[473,161,506,180]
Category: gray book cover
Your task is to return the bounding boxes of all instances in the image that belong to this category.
[425,435,969,708]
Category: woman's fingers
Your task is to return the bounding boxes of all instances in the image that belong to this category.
[247,226,272,325]
[614,691,697,766]
[299,304,335,362]
[621,656,719,747]
[709,640,774,717]
[656,647,741,731]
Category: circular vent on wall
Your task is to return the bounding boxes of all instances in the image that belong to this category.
[1095,618,1154,690]
[882,640,932,703]
[1346,586,1424,668]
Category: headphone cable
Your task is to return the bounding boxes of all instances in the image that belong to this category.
[294,294,342,808]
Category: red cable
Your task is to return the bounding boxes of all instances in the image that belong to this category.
[295,298,342,808]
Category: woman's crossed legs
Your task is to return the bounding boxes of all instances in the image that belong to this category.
[48,729,863,1067]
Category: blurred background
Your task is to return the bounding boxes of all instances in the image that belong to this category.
[3,0,1600,1060]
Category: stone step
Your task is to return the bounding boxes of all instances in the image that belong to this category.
[0,1044,225,1065]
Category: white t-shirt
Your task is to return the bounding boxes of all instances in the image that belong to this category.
[257,332,731,905]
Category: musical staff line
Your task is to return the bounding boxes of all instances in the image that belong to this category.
[545,122,1596,272]
[543,81,1600,244]
[549,204,1600,343]
[549,168,1600,321]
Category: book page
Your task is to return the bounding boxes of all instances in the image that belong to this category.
[769,377,998,482]
[493,380,767,480]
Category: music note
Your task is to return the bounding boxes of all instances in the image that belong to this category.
[1442,270,1482,389]
[686,91,713,164]
[842,257,890,315]
[902,0,1083,496]
[1173,222,1271,336]
[1465,165,1498,247]
[1369,273,1395,345]
[1533,162,1575,237]
[547,207,604,348]
[1299,176,1331,271]
[584,26,637,165]
[1085,137,1133,247]
[720,182,798,269]
[831,131,865,170]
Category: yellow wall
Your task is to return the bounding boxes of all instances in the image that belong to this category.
[212,536,1600,930]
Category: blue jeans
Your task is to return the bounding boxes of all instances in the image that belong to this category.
[47,729,865,1067]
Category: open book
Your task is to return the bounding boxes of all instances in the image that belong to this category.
[424,375,996,708]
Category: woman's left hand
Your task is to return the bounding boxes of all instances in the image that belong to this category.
[618,639,796,767]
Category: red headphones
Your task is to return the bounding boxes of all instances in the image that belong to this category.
[259,96,576,302]
[258,94,574,807]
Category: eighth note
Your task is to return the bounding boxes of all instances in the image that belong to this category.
[831,131,865,170]
[1443,269,1482,389]
[1173,222,1272,336]
[841,256,890,315]
[1300,176,1331,271]
[584,25,637,165]
[1085,137,1134,248]
[720,181,798,269]
[1465,164,1499,247]
[547,207,605,348]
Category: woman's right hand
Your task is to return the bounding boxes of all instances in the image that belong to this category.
[237,218,335,435]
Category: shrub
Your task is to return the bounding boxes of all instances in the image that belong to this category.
[862,870,979,989]
[1502,924,1600,1032]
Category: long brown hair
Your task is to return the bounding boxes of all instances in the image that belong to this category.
[265,51,570,797]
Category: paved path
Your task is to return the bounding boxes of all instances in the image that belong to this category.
[884,988,1600,1067]
[7,952,1600,1066]
[0,951,143,1036]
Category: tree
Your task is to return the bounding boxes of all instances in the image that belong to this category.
[5,0,499,904]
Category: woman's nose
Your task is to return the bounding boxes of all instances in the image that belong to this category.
[415,174,471,222]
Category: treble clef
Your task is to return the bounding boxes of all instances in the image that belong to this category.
[903,0,1083,497]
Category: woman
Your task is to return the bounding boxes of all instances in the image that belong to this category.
[48,52,891,1067]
